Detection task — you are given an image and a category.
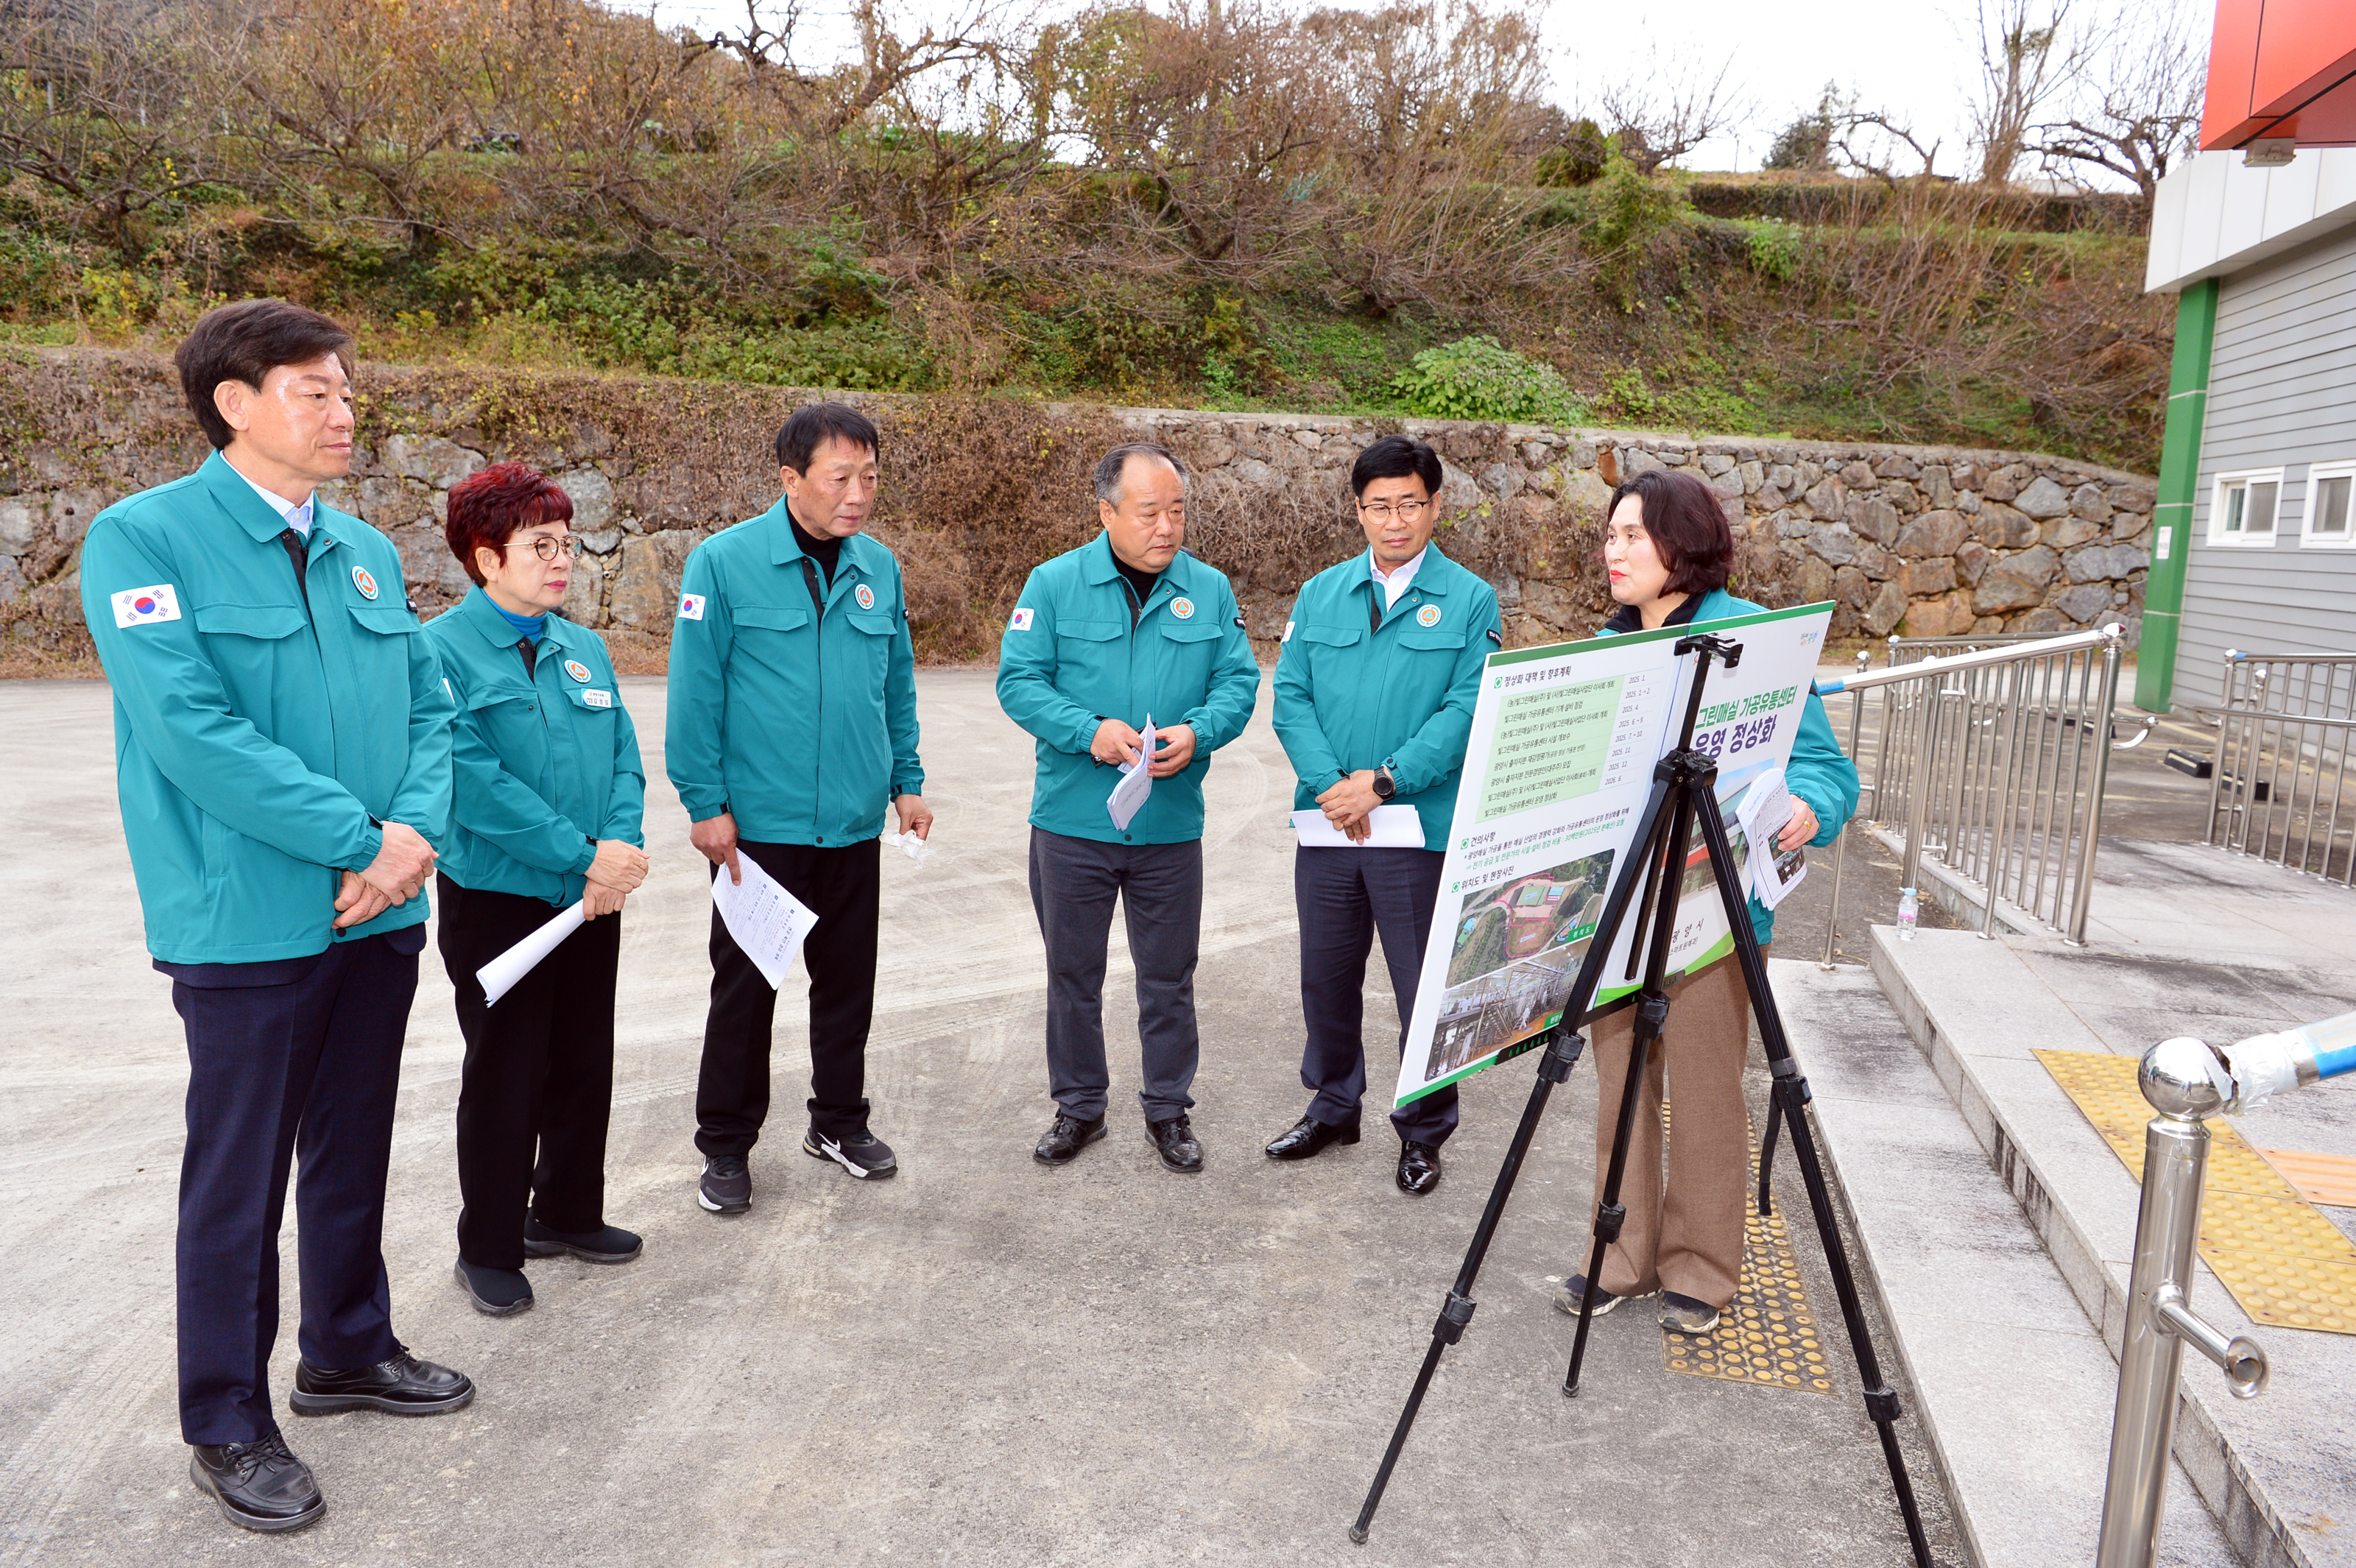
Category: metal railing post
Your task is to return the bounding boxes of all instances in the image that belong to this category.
[1900,682,1946,897]
[2066,629,2127,944]
[2096,1028,2326,1568]
[1820,650,1872,969]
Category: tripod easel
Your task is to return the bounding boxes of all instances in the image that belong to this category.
[1349,632,1933,1568]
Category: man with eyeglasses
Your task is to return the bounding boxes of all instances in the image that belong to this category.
[1266,434,1502,1196]
[668,403,932,1211]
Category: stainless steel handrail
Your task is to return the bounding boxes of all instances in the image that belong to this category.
[2206,650,2356,885]
[2096,1010,2356,1567]
[1814,624,2142,947]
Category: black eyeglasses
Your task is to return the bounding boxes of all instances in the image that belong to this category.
[504,536,578,562]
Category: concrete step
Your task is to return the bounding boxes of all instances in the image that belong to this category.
[1774,957,2233,1568]
[1865,926,2356,1568]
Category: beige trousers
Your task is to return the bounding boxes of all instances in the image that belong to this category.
[1587,949,1759,1309]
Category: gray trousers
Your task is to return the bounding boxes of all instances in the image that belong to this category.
[1028,827,1203,1123]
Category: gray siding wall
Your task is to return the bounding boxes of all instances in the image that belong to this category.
[2180,222,2356,709]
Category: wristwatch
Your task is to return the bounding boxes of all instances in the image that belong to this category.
[1372,765,1397,802]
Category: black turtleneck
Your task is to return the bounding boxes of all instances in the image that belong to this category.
[790,512,844,586]
[1603,591,1704,635]
[1112,554,1161,614]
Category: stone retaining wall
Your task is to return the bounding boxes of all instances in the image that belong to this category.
[0,349,2153,670]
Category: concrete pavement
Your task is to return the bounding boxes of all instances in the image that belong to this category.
[0,671,1961,1567]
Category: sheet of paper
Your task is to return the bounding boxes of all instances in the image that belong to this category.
[1107,713,1156,831]
[711,854,820,990]
[1734,765,1807,910]
[476,901,585,1007]
[1289,805,1426,848]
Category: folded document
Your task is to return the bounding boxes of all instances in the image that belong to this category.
[1289,805,1425,849]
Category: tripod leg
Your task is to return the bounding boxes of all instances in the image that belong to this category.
[1352,767,1693,1541]
[1562,992,1665,1397]
[1756,1090,1783,1218]
[1350,1026,1584,1543]
[1691,785,1934,1568]
[1565,775,1701,1398]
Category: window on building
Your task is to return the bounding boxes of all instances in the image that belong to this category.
[2211,470,2284,545]
[2304,464,2355,547]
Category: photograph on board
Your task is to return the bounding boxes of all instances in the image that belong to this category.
[1419,849,1614,1083]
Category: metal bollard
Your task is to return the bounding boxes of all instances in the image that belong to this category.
[2096,1009,2356,1568]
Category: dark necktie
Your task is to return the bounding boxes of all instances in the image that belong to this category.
[279,529,310,613]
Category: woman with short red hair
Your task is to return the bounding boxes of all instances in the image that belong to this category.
[423,461,650,1316]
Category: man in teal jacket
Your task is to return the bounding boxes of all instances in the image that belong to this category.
[1268,435,1503,1196]
[997,442,1260,1173]
[667,403,932,1208]
[78,300,471,1536]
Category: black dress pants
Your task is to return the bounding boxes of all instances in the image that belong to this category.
[164,929,421,1446]
[1295,845,1459,1145]
[696,837,881,1154]
[436,875,621,1271]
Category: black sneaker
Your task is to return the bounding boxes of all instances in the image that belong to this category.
[1553,1274,1632,1318]
[804,1126,899,1179]
[452,1256,534,1316]
[188,1433,324,1533]
[1034,1112,1108,1165]
[699,1154,751,1214]
[1146,1114,1204,1173]
[523,1218,643,1264]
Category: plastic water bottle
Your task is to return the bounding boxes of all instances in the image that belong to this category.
[1897,887,1919,942]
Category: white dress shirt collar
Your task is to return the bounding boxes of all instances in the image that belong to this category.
[230,463,317,538]
[1369,544,1428,609]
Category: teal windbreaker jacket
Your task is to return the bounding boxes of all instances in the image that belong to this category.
[1608,587,1861,947]
[423,587,645,907]
[665,501,924,846]
[995,534,1261,845]
[78,451,455,964]
[1271,545,1503,852]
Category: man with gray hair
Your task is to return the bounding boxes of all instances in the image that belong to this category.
[996,442,1260,1171]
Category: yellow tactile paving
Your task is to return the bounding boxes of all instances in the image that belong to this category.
[1661,1105,1837,1394]
[2255,1147,2356,1208]
[2034,1049,2356,1335]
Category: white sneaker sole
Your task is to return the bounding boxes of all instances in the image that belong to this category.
[803,1134,897,1179]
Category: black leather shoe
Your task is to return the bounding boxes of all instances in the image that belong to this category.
[1265,1113,1361,1160]
[1034,1111,1107,1165]
[523,1218,643,1264]
[1147,1114,1205,1173]
[452,1256,534,1316]
[188,1433,323,1533]
[1397,1140,1442,1196]
[289,1352,473,1417]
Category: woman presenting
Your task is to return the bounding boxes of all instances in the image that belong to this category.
[425,462,651,1316]
[1558,467,1859,1335]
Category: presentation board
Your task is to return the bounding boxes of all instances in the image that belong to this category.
[1393,601,1836,1109]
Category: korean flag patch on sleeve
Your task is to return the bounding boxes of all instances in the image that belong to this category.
[1009,607,1034,632]
[677,593,705,621]
[112,584,182,629]
[1486,627,1503,646]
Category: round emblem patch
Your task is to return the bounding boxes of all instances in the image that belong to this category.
[1171,597,1196,620]
[855,583,876,610]
[134,596,158,615]
[563,659,592,684]
[1416,604,1442,627]
[351,566,379,601]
